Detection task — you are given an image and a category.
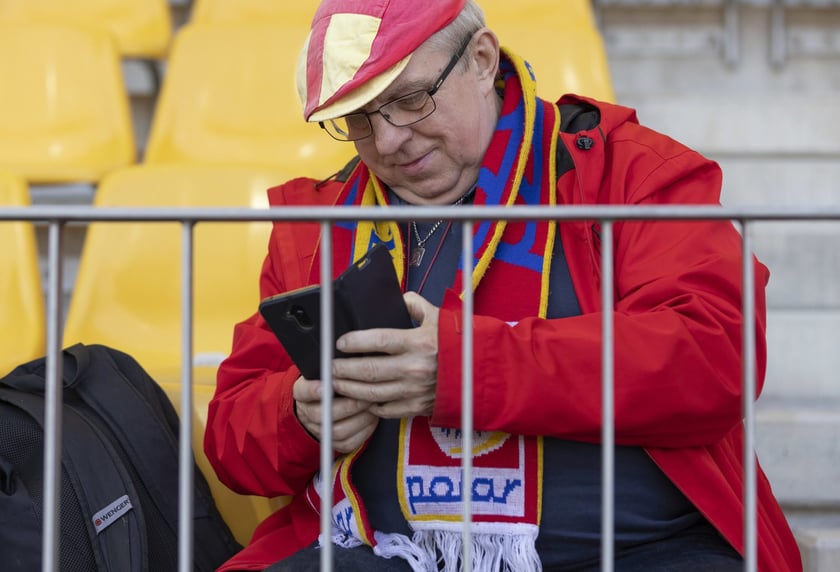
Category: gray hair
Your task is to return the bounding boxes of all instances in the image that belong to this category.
[424,0,487,67]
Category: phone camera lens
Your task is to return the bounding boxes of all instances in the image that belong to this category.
[288,304,314,329]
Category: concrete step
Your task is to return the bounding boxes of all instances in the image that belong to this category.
[718,157,840,207]
[615,93,840,157]
[753,223,840,309]
[760,408,839,571]
[795,527,840,572]
[603,9,840,157]
[764,310,840,400]
[604,5,840,103]
[756,400,840,508]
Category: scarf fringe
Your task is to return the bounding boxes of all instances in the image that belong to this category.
[413,529,542,572]
[322,530,363,550]
[374,531,437,572]
[324,529,543,572]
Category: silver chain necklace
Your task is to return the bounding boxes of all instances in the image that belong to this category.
[408,190,473,268]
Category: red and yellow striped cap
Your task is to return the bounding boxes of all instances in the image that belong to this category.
[297,0,466,122]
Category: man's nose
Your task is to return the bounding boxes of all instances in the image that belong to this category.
[368,113,412,155]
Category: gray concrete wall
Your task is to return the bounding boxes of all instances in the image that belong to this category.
[598,2,840,569]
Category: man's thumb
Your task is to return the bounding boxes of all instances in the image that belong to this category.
[403,291,428,323]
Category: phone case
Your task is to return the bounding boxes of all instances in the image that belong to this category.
[258,243,413,379]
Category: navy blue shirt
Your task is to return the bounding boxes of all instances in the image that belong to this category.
[352,196,701,568]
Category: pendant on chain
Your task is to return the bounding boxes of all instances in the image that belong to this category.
[409,246,425,268]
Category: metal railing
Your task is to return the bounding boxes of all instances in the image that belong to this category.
[3,202,838,572]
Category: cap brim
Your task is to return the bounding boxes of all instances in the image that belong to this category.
[307,54,412,123]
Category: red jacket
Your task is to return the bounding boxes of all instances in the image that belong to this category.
[205,95,802,571]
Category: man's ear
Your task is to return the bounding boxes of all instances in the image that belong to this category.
[470,27,500,92]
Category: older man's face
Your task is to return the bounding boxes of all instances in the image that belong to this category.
[352,32,500,205]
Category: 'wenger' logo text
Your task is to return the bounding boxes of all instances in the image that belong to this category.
[92,494,134,534]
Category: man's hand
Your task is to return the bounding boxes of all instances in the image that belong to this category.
[331,292,439,419]
[292,376,378,453]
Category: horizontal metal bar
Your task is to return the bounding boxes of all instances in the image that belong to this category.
[2,204,840,223]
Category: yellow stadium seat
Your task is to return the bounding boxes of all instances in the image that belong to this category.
[164,383,288,547]
[144,24,356,180]
[483,2,616,102]
[62,164,288,544]
[190,0,320,27]
[0,171,45,376]
[0,0,172,59]
[62,164,283,387]
[0,24,136,185]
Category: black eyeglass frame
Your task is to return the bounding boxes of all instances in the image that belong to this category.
[319,34,475,142]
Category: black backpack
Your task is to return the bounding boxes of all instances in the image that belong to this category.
[0,343,242,571]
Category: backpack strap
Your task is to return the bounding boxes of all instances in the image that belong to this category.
[60,345,183,534]
[0,387,146,571]
[60,344,241,570]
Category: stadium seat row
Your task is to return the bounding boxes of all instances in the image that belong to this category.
[0,1,614,188]
[0,0,323,60]
[0,20,352,186]
[1,163,290,546]
[0,0,173,59]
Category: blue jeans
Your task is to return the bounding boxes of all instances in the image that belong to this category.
[262,522,743,571]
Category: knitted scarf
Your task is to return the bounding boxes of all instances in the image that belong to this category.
[304,49,561,572]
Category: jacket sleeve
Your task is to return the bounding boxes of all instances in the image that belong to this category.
[433,132,769,449]
[204,230,322,498]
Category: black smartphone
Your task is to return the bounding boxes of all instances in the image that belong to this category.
[258,243,413,379]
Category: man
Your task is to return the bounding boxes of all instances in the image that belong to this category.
[204,1,802,570]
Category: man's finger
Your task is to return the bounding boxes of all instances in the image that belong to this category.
[403,291,431,323]
[336,326,412,355]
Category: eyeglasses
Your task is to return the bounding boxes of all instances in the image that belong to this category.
[319,35,474,142]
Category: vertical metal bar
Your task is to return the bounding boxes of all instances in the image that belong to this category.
[600,221,615,572]
[741,221,758,572]
[320,222,335,572]
[42,221,64,572]
[460,220,475,572]
[179,222,195,572]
